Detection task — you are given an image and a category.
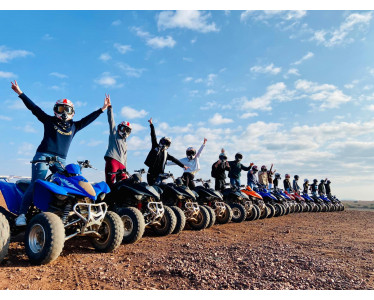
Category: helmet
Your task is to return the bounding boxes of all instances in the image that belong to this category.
[235,152,243,161]
[326,180,331,184]
[186,147,196,160]
[54,99,75,121]
[304,178,309,183]
[275,173,281,179]
[117,121,132,138]
[294,175,299,180]
[252,165,258,172]
[219,152,228,161]
[159,137,171,149]
[320,179,325,183]
[285,174,290,179]
[313,179,318,183]
[261,165,267,171]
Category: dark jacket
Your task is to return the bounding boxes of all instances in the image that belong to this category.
[303,182,309,193]
[325,183,331,195]
[293,179,300,191]
[247,170,258,186]
[283,179,292,191]
[19,93,103,159]
[273,178,279,188]
[311,183,318,193]
[144,124,184,175]
[212,160,230,180]
[228,161,251,180]
[318,182,326,194]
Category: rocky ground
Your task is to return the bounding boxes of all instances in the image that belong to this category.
[0,209,373,290]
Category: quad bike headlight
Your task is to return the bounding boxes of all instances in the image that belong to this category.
[134,194,143,201]
[55,194,68,200]
[97,193,106,201]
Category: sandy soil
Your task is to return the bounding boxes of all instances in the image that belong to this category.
[0,209,373,290]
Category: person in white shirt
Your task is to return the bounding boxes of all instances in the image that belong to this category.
[168,138,207,190]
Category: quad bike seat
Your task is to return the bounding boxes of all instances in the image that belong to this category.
[16,179,32,193]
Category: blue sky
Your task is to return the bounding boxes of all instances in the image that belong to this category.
[1,9,374,200]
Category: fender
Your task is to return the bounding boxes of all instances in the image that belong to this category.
[33,180,69,211]
[92,181,110,196]
[0,181,24,215]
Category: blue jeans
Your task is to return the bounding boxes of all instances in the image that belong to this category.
[230,178,240,190]
[19,152,66,215]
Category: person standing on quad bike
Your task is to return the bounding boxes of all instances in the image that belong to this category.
[211,149,230,192]
[11,80,110,226]
[258,165,269,188]
[303,179,309,194]
[103,94,132,188]
[318,179,326,196]
[267,164,276,189]
[273,173,281,190]
[310,179,318,196]
[247,165,259,189]
[293,175,301,193]
[324,179,332,197]
[167,138,207,190]
[144,118,188,186]
[283,174,292,193]
[227,153,253,189]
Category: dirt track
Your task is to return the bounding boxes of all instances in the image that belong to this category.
[0,209,373,290]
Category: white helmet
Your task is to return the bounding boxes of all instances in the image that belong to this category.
[54,99,75,121]
[118,121,132,138]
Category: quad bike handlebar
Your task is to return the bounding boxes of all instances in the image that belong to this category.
[77,160,96,170]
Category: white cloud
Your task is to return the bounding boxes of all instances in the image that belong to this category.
[367,105,374,111]
[146,36,176,49]
[292,52,314,65]
[42,34,53,41]
[241,10,306,23]
[286,68,300,77]
[49,72,68,79]
[114,43,132,54]
[0,115,12,121]
[0,70,16,78]
[157,10,219,33]
[0,46,33,63]
[117,63,146,78]
[184,77,193,82]
[121,106,148,119]
[17,142,35,156]
[240,112,258,119]
[209,113,233,125]
[112,20,122,26]
[94,72,122,88]
[250,63,281,75]
[311,12,372,47]
[99,53,111,61]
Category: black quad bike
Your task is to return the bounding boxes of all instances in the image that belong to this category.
[105,169,176,244]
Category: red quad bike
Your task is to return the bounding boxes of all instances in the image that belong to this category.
[291,191,310,212]
[284,191,302,213]
[241,186,269,219]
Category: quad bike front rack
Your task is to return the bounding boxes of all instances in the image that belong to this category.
[143,201,165,226]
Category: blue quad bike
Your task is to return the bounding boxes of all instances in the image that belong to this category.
[0,157,124,265]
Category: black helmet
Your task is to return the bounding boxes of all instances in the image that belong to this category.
[261,165,267,171]
[235,152,243,161]
[304,178,309,183]
[320,179,325,183]
[159,137,171,149]
[313,179,318,183]
[275,173,281,179]
[175,177,183,186]
[326,180,331,184]
[219,153,227,161]
[186,147,196,159]
[294,175,299,180]
[252,165,258,172]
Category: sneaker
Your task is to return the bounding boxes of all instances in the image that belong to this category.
[15,214,27,226]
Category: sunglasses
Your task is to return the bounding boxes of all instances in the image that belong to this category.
[186,150,196,156]
[119,125,131,134]
[55,105,74,114]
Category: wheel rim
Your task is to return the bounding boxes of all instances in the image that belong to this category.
[95,218,111,245]
[232,207,241,219]
[122,215,134,237]
[28,224,46,254]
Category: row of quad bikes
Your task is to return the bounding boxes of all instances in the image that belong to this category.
[0,158,344,265]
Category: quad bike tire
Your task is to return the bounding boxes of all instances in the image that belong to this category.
[117,207,145,244]
[302,203,309,212]
[188,206,210,230]
[284,204,290,215]
[246,205,259,221]
[152,206,177,236]
[25,212,65,265]
[215,203,233,224]
[0,212,10,264]
[203,205,216,228]
[91,211,124,252]
[266,204,276,218]
[273,203,283,217]
[170,206,186,234]
[259,205,270,219]
[315,203,322,212]
[230,203,247,223]
[252,204,261,220]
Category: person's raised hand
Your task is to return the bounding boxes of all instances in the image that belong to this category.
[203,138,207,144]
[148,118,153,125]
[101,94,111,111]
[11,80,22,95]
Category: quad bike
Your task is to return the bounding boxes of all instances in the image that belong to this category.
[291,191,310,212]
[272,188,294,214]
[153,172,210,232]
[284,190,303,213]
[0,157,124,265]
[255,185,285,218]
[194,178,233,225]
[221,183,258,223]
[319,194,336,212]
[301,192,319,212]
[105,168,176,244]
[241,185,269,219]
[310,193,329,212]
[328,194,344,211]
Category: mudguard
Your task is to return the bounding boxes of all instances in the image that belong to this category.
[0,181,23,215]
[92,181,110,196]
[33,180,70,211]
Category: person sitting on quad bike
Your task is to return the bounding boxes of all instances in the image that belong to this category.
[283,174,292,193]
[324,179,332,197]
[310,179,318,196]
[11,80,110,226]
[267,164,276,189]
[247,165,259,189]
[318,179,326,196]
[227,153,253,189]
[167,138,207,190]
[273,173,281,190]
[293,175,301,193]
[303,179,309,194]
[211,149,230,192]
[144,118,188,186]
[104,95,132,188]
[258,165,269,188]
